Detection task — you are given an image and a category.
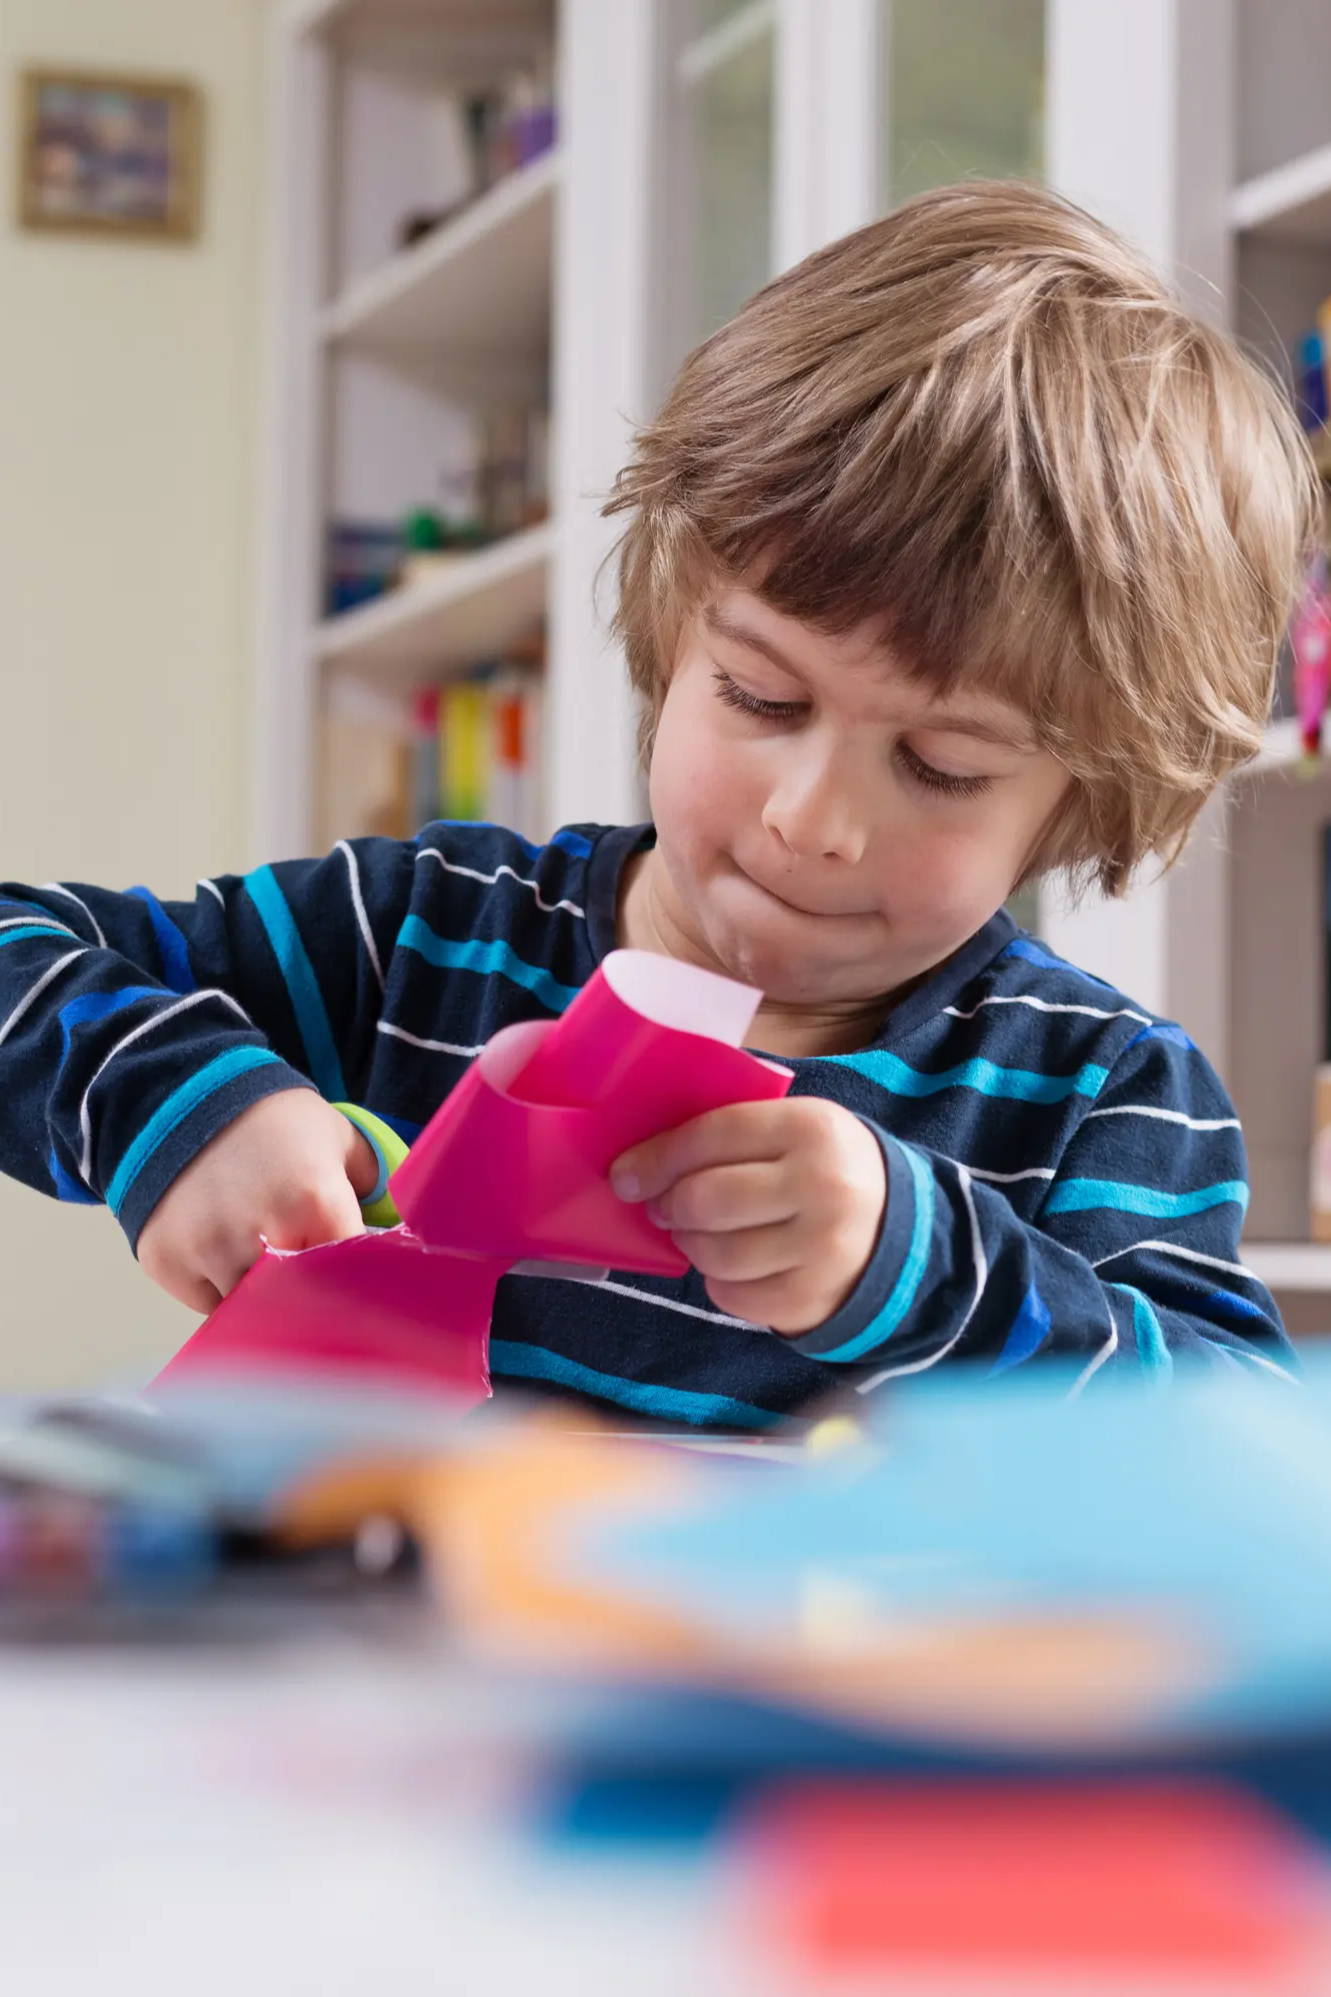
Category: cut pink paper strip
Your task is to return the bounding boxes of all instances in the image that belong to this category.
[155,950,792,1403]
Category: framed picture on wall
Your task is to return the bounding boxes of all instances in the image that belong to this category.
[16,68,203,242]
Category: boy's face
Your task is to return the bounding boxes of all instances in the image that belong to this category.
[642,589,1070,1011]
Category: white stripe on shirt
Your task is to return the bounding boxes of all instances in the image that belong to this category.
[0,949,87,1050]
[338,840,385,990]
[1083,1103,1240,1133]
[415,846,586,919]
[1068,1295,1119,1397]
[79,988,252,1183]
[587,1274,757,1331]
[945,994,1152,1026]
[1092,1238,1257,1281]
[376,1020,484,1059]
[38,885,106,948]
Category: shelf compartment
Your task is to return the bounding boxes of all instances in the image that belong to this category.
[1232,143,1331,244]
[321,149,558,365]
[313,519,552,681]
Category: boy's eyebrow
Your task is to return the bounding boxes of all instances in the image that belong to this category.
[701,604,1036,749]
[702,604,802,675]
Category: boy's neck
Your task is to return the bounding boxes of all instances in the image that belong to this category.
[616,847,911,1059]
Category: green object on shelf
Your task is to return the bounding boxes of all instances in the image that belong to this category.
[403,508,446,552]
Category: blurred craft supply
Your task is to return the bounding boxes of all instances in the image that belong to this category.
[0,1379,462,1634]
[739,1779,1331,1992]
[563,1354,1331,1755]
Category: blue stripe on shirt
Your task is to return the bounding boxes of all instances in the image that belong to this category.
[244,867,348,1101]
[990,1281,1052,1374]
[823,1048,1108,1104]
[397,916,581,1013]
[434,824,593,861]
[488,1339,781,1429]
[0,925,77,948]
[106,1047,283,1215]
[1044,1177,1248,1219]
[48,1147,98,1205]
[127,888,196,994]
[58,986,162,1059]
[1001,936,1113,986]
[1111,1285,1173,1376]
[815,1143,935,1362]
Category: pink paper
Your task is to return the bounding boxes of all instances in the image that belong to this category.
[156,950,791,1402]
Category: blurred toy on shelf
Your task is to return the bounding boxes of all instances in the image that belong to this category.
[1292,548,1331,762]
[392,66,557,258]
[464,67,557,193]
[324,517,404,617]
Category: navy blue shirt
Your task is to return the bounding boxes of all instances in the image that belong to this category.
[0,821,1293,1425]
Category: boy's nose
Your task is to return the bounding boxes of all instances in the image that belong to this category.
[761,771,868,867]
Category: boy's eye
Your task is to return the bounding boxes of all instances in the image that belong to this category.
[897,742,994,800]
[711,666,806,723]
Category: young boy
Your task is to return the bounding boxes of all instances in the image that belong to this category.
[0,182,1316,1425]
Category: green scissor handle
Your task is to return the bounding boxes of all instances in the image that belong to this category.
[334,1102,408,1229]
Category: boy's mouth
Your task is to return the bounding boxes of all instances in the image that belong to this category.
[734,860,872,923]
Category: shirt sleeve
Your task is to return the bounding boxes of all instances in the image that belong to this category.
[0,837,415,1249]
[791,1025,1295,1387]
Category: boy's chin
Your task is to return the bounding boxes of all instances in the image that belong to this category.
[708,920,887,1009]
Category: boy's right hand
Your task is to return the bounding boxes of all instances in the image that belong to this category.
[137,1090,379,1314]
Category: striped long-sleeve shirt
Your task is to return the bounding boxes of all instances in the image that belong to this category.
[0,821,1294,1425]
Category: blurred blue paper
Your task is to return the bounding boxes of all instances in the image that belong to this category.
[587,1355,1331,1746]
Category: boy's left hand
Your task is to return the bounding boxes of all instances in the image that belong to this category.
[611,1099,886,1335]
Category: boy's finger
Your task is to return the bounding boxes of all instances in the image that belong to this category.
[648,1160,796,1234]
[156,1264,224,1316]
[611,1101,790,1203]
[265,1176,366,1252]
[703,1270,828,1336]
[673,1221,798,1284]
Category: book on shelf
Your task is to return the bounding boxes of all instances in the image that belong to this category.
[398,658,544,841]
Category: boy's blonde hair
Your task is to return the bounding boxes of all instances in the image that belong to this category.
[606,179,1321,895]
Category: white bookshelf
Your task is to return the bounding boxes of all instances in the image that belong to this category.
[257,0,653,863]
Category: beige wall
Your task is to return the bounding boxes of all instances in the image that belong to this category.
[0,0,268,1386]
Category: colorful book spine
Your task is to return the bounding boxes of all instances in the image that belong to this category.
[439,678,490,823]
[409,688,441,828]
